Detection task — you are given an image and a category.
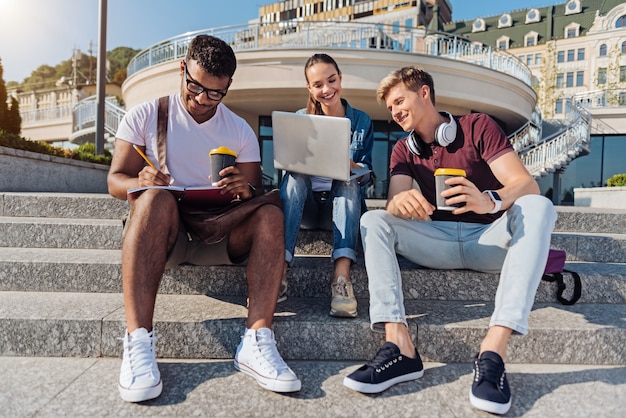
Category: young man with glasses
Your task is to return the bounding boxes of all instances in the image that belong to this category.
[108,34,301,403]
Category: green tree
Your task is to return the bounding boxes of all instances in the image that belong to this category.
[14,46,140,91]
[55,52,98,86]
[23,64,57,91]
[0,58,8,130]
[107,46,141,85]
[5,96,21,135]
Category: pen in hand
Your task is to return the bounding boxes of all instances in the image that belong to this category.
[133,144,156,169]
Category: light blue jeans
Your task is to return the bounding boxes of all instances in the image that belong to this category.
[280,172,361,265]
[360,194,557,335]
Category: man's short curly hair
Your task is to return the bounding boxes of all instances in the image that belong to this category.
[186,35,237,78]
[376,66,436,105]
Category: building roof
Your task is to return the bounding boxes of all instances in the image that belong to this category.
[442,0,624,48]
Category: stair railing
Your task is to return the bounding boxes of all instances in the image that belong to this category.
[72,96,125,138]
[516,99,591,178]
[508,105,543,153]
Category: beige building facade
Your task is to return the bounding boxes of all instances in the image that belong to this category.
[442,0,626,199]
[444,0,626,132]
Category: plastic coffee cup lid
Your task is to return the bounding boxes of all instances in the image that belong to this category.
[209,146,237,157]
[434,168,466,177]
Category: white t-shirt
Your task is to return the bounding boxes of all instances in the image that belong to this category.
[115,93,260,188]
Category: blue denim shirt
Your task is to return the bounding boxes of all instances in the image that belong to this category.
[296,98,374,183]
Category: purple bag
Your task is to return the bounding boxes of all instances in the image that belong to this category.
[542,249,581,305]
[544,249,566,274]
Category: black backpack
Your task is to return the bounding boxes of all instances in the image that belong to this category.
[541,249,582,305]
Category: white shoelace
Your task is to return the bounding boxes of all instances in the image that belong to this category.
[123,331,157,378]
[255,332,290,374]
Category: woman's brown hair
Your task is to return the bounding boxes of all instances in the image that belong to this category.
[304,53,341,115]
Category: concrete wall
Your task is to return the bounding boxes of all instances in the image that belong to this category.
[0,146,109,193]
[20,117,73,143]
[574,187,626,209]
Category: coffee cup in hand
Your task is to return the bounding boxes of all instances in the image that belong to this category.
[434,168,466,211]
[209,146,237,186]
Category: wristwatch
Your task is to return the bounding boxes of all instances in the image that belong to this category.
[483,190,502,214]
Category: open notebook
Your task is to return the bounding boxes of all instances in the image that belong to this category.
[127,185,236,206]
[271,111,370,181]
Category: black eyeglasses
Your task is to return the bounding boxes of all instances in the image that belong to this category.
[183,63,228,101]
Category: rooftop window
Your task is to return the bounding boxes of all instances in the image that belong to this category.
[525,8,541,24]
[497,36,510,50]
[525,31,538,47]
[472,18,486,32]
[565,23,580,38]
[498,14,512,28]
[565,0,581,15]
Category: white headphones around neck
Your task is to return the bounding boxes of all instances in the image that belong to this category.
[406,111,457,156]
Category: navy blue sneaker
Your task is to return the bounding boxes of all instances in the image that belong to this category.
[343,342,424,393]
[469,351,511,415]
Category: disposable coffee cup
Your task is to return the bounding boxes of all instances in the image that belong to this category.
[434,168,466,211]
[209,146,237,186]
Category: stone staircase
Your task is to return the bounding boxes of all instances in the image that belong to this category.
[0,192,625,366]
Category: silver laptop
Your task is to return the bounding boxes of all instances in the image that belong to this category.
[271,111,370,181]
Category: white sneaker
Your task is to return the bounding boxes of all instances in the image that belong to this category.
[234,328,301,392]
[118,327,163,402]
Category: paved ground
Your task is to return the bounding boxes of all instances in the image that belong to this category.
[2,357,624,417]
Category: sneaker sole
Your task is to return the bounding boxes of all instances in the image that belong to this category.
[118,380,163,403]
[234,360,301,393]
[329,308,357,318]
[343,369,424,394]
[469,388,512,415]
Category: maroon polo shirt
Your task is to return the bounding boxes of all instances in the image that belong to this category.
[390,113,514,224]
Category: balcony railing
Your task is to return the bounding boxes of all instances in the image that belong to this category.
[126,21,533,88]
[20,104,73,125]
[572,88,626,109]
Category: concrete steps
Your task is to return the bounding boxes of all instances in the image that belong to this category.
[0,291,623,365]
[0,249,624,303]
[0,193,624,366]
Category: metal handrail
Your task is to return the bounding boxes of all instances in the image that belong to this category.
[508,105,543,152]
[126,21,533,88]
[517,100,591,178]
[72,96,125,137]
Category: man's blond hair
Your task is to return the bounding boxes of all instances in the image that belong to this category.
[376,66,436,105]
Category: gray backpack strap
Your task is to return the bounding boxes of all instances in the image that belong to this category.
[156,96,169,171]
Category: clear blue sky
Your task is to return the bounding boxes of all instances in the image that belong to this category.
[0,0,556,83]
